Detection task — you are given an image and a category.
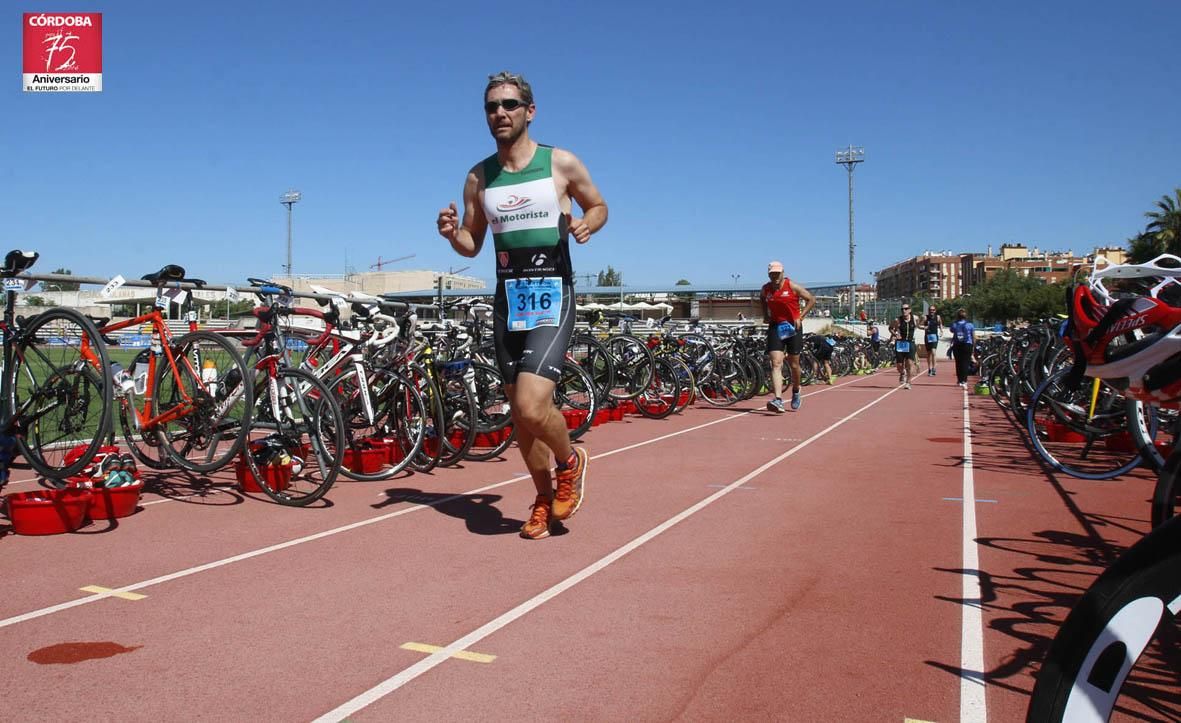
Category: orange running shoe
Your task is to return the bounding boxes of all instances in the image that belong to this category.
[520,495,553,540]
[552,447,588,521]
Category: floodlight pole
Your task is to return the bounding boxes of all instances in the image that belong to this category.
[280,190,302,277]
[835,146,864,321]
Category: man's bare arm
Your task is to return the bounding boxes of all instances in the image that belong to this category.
[792,282,816,319]
[437,166,487,258]
[554,148,607,243]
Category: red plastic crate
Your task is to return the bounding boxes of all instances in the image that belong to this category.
[1044,420,1085,444]
[380,438,404,464]
[343,446,386,474]
[4,488,91,535]
[87,482,144,520]
[235,459,292,492]
[1103,432,1136,454]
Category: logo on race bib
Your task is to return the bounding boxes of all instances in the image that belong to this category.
[497,252,509,268]
[496,195,533,212]
[532,253,547,266]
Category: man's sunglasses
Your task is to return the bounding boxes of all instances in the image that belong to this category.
[485,98,528,113]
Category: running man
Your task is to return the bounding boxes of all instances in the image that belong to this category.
[893,303,919,389]
[923,305,943,377]
[437,71,608,540]
[761,261,816,412]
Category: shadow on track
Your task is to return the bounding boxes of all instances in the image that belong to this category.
[924,392,1181,718]
[372,488,540,536]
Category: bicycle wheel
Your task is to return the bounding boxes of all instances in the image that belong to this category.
[465,362,515,462]
[569,333,615,404]
[10,307,112,479]
[117,395,173,470]
[153,330,254,473]
[697,355,746,407]
[605,334,655,401]
[329,366,426,481]
[400,364,444,473]
[1130,402,1177,476]
[1150,447,1181,528]
[634,357,680,420]
[556,359,598,440]
[433,359,479,467]
[1027,514,1181,722]
[1025,369,1142,480]
[662,355,695,413]
[243,367,344,506]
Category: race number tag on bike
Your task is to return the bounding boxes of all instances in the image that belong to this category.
[100,274,126,298]
[504,277,561,331]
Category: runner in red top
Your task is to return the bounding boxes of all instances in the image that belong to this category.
[760,261,816,412]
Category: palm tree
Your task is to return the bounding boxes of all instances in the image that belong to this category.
[1145,188,1181,253]
[1129,231,1165,263]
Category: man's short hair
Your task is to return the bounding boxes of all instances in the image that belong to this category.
[485,71,534,105]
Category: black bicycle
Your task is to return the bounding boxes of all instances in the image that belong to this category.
[0,250,113,487]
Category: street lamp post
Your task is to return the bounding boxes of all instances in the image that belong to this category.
[731,273,741,289]
[834,146,864,321]
[280,190,302,278]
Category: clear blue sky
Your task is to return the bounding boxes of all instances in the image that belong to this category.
[4,0,1179,289]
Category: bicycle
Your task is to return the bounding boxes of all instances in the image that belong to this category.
[92,264,254,473]
[0,250,113,485]
[234,281,347,506]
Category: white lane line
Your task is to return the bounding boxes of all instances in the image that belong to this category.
[0,375,873,630]
[960,388,987,723]
[3,475,42,488]
[312,384,901,722]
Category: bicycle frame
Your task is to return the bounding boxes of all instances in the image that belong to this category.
[89,303,203,433]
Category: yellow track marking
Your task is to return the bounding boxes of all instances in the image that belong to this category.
[400,642,495,664]
[79,585,146,601]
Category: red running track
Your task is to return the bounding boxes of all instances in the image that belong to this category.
[0,371,1172,721]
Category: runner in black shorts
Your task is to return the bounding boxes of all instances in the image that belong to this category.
[437,71,608,540]
[923,305,943,377]
[766,325,803,356]
[761,261,816,412]
[892,304,918,389]
[492,282,576,383]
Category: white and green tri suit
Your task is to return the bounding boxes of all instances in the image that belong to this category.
[481,144,576,384]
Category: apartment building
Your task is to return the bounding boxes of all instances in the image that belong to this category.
[874,252,964,300]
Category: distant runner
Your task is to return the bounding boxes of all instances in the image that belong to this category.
[892,304,918,389]
[923,305,943,377]
[949,308,976,387]
[761,261,816,412]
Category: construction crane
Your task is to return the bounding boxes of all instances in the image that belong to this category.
[370,253,415,271]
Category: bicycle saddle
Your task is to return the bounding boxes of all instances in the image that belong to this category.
[142,264,207,287]
[2,250,39,277]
